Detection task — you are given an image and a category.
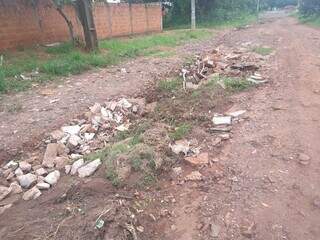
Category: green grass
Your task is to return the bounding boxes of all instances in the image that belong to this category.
[158,77,182,93]
[223,76,252,92]
[296,14,320,27]
[252,46,273,56]
[0,29,211,94]
[169,123,192,141]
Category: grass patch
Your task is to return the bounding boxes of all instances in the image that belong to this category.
[169,123,192,141]
[252,46,273,56]
[158,78,182,93]
[0,29,211,94]
[223,76,252,92]
[296,14,320,27]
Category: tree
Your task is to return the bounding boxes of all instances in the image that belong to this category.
[52,0,76,45]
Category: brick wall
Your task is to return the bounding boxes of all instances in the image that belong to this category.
[0,0,162,50]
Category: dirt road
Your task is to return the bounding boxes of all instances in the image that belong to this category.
[169,15,320,239]
[1,13,320,240]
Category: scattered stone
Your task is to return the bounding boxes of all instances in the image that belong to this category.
[116,124,130,132]
[0,186,11,201]
[185,152,209,166]
[185,171,203,181]
[50,130,64,140]
[65,165,71,174]
[9,182,22,194]
[61,125,81,135]
[78,159,102,178]
[132,105,139,113]
[170,141,190,155]
[55,156,69,169]
[4,161,18,170]
[2,169,12,178]
[43,143,59,168]
[71,159,84,175]
[210,223,221,238]
[118,98,132,109]
[6,172,15,181]
[210,126,232,133]
[70,154,83,160]
[298,153,311,165]
[22,187,42,201]
[90,102,102,114]
[44,170,60,185]
[68,134,81,147]
[84,133,95,141]
[36,182,51,190]
[35,168,48,176]
[14,168,24,177]
[17,173,37,188]
[212,116,232,125]
[19,161,32,172]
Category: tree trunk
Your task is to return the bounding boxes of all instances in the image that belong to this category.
[75,0,98,51]
[191,0,196,30]
[55,6,76,45]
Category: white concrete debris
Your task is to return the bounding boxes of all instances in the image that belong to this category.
[170,140,190,155]
[78,159,102,178]
[36,182,51,190]
[71,159,84,175]
[14,168,24,177]
[35,168,48,176]
[212,116,232,125]
[9,182,22,194]
[61,125,81,135]
[44,170,60,185]
[23,187,42,201]
[19,161,32,172]
[65,165,71,174]
[17,173,37,188]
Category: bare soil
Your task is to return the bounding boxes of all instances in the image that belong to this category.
[1,11,320,240]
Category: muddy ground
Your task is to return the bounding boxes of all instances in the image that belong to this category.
[1,11,320,240]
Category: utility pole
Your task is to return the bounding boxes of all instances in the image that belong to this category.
[191,0,196,30]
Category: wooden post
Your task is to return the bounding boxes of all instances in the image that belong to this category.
[191,0,196,30]
[76,0,98,51]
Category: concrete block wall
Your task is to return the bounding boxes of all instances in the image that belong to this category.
[0,0,162,50]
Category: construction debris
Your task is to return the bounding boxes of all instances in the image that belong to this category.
[180,46,267,90]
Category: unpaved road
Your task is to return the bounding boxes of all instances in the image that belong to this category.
[1,12,320,240]
[167,15,320,239]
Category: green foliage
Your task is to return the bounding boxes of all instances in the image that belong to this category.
[158,78,182,92]
[169,123,192,141]
[299,0,320,15]
[0,29,209,94]
[164,0,258,28]
[223,77,252,91]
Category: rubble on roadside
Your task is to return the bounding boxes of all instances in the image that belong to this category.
[0,97,144,204]
[180,46,268,90]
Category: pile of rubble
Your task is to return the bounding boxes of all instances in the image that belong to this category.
[0,98,143,206]
[181,45,268,90]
